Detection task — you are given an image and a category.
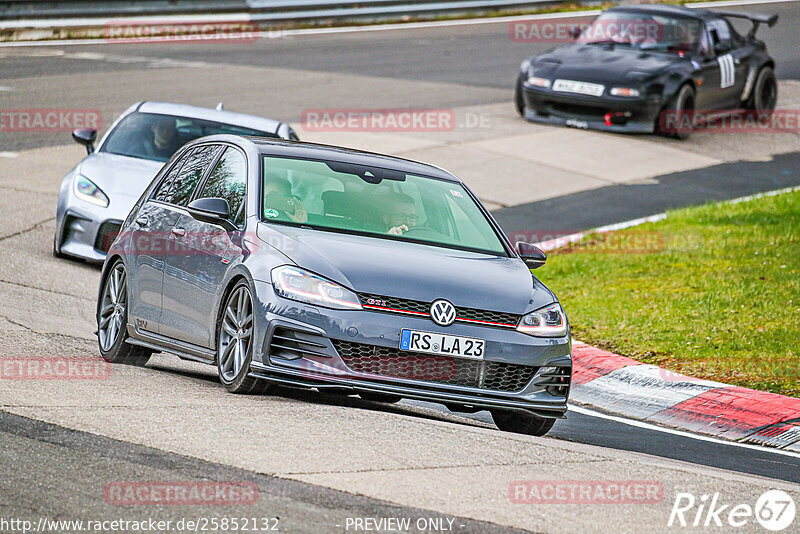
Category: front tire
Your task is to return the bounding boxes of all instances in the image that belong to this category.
[514,78,526,117]
[659,84,695,140]
[217,280,269,394]
[491,410,555,436]
[97,260,151,366]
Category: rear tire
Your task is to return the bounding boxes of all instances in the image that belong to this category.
[97,260,151,366]
[359,392,402,403]
[746,66,777,113]
[658,84,695,140]
[491,410,555,436]
[217,280,269,394]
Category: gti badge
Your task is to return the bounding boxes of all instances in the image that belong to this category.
[430,299,456,326]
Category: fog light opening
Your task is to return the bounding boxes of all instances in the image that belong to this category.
[604,111,632,127]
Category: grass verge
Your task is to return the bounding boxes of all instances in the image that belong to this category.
[540,189,800,397]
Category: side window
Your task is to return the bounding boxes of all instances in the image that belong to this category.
[153,151,188,203]
[197,147,248,227]
[707,19,732,52]
[152,145,221,206]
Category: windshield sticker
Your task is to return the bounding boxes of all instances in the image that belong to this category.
[450,190,464,198]
[264,208,279,219]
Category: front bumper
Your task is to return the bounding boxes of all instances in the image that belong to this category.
[521,82,662,134]
[249,282,572,418]
[55,193,138,262]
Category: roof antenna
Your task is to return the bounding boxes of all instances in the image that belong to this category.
[216,102,224,111]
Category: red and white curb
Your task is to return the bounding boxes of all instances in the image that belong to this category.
[570,341,800,451]
[533,186,800,451]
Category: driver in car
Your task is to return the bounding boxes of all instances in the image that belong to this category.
[263,175,308,224]
[144,117,181,160]
[382,193,418,235]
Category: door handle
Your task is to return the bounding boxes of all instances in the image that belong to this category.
[135,215,149,227]
[171,227,186,237]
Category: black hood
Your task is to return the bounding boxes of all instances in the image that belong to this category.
[534,44,675,85]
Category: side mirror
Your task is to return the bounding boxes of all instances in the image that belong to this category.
[187,197,235,230]
[713,42,731,55]
[72,128,97,155]
[516,242,547,269]
[570,26,582,40]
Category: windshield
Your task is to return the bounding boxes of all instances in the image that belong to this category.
[261,156,507,255]
[578,12,702,53]
[101,112,276,162]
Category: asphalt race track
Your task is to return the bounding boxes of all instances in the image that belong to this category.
[1,1,800,532]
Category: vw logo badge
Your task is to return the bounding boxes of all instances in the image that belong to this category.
[430,299,456,326]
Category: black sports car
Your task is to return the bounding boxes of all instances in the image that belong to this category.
[514,4,778,138]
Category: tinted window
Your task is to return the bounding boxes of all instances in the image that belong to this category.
[101,112,278,163]
[197,147,248,227]
[261,156,506,255]
[578,12,703,53]
[153,145,221,206]
[708,19,733,50]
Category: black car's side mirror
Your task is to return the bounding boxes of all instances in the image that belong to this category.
[187,198,235,230]
[72,128,97,155]
[714,42,731,55]
[516,242,547,269]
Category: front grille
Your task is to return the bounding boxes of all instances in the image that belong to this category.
[333,340,538,392]
[94,220,122,253]
[548,102,607,119]
[358,293,520,329]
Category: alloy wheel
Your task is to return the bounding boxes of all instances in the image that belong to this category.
[98,263,127,352]
[218,286,253,382]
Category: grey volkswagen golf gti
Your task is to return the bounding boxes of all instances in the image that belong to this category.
[97,135,571,436]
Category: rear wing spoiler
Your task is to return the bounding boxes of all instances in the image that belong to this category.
[713,11,778,38]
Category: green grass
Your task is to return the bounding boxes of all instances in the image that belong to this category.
[539,190,800,397]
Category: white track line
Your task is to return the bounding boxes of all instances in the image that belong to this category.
[569,404,800,459]
[1,0,797,47]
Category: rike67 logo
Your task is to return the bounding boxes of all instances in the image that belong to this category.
[668,490,795,531]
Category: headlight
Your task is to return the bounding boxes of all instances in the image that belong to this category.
[517,303,567,337]
[610,87,641,97]
[527,76,551,88]
[73,174,109,207]
[272,266,362,310]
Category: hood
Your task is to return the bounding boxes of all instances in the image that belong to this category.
[257,224,556,315]
[78,152,164,197]
[534,44,674,85]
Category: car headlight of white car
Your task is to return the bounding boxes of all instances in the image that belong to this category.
[73,174,110,207]
[517,303,567,337]
[272,265,362,310]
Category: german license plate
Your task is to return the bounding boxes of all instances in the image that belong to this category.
[552,79,605,97]
[399,329,485,360]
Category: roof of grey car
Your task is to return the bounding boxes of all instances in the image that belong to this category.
[136,101,283,134]
[248,137,460,182]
